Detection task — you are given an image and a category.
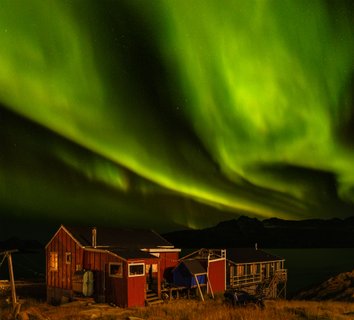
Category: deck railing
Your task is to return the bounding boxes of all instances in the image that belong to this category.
[230,269,287,287]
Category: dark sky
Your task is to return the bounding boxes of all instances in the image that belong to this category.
[0,0,353,239]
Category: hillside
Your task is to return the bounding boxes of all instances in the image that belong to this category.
[295,269,354,302]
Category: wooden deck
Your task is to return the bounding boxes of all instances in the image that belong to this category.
[230,269,287,287]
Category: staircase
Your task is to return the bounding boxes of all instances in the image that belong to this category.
[257,270,287,299]
[145,290,164,306]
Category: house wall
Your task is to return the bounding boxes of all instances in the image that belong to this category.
[127,272,146,307]
[106,261,128,307]
[126,259,148,307]
[84,250,122,302]
[46,227,84,303]
[208,259,226,294]
[159,252,179,280]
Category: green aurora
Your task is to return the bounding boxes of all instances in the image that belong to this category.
[0,0,353,232]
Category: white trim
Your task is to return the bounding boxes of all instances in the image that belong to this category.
[85,247,127,262]
[45,225,84,249]
[224,255,227,291]
[128,262,145,277]
[142,248,181,253]
[45,225,63,249]
[208,257,225,263]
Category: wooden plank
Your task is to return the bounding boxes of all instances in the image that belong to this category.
[194,275,204,302]
[7,252,17,310]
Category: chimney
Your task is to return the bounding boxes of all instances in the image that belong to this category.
[92,227,97,248]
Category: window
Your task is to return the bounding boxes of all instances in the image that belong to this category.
[65,252,72,264]
[109,263,123,277]
[49,252,58,271]
[128,263,145,277]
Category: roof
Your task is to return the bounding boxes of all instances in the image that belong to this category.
[109,248,158,260]
[182,259,207,275]
[227,248,283,264]
[63,225,173,249]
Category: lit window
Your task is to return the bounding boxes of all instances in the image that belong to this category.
[65,252,72,264]
[49,252,58,271]
[128,263,145,277]
[109,263,123,277]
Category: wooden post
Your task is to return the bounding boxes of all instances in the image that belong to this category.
[157,261,161,298]
[7,252,17,310]
[207,278,214,299]
[0,250,19,313]
[194,275,204,302]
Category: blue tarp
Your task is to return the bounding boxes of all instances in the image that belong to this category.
[172,260,207,288]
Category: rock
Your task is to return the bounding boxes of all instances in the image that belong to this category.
[295,269,354,302]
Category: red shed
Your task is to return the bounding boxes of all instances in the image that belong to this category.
[180,249,226,295]
[45,225,180,307]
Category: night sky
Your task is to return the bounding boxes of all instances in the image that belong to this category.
[0,0,353,237]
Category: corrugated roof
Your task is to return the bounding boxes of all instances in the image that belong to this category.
[227,248,283,263]
[182,259,207,275]
[64,225,173,249]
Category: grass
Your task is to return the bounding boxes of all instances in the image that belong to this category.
[1,297,353,320]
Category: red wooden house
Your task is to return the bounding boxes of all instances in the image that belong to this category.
[45,225,180,307]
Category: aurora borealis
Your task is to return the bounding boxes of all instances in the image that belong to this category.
[0,0,353,234]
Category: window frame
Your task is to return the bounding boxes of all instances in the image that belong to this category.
[65,252,72,264]
[109,262,123,278]
[128,263,145,277]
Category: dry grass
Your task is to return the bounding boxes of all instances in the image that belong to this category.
[1,298,353,320]
[133,299,354,320]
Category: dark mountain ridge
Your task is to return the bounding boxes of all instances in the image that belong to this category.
[163,215,354,248]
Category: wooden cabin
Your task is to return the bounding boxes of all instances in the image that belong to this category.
[227,248,287,299]
[45,225,180,307]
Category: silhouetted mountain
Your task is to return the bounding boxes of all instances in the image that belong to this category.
[163,216,354,248]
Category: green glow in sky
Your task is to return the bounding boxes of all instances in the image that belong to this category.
[0,0,353,230]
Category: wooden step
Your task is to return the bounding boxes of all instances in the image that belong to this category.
[145,291,164,306]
